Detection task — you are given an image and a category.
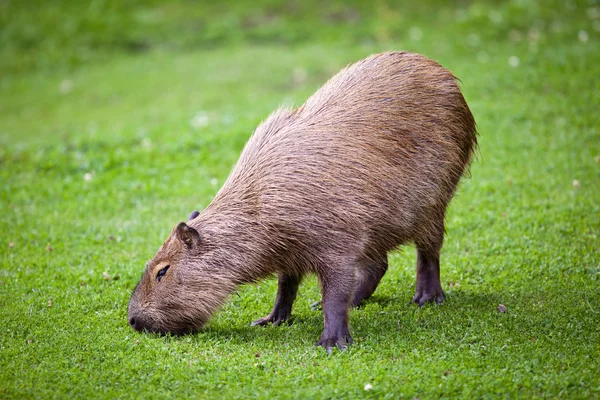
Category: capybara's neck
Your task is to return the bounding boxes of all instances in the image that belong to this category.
[190,207,275,285]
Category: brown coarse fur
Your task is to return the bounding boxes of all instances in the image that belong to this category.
[128,51,477,351]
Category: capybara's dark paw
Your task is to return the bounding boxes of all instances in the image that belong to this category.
[250,308,291,327]
[316,328,353,354]
[412,289,445,306]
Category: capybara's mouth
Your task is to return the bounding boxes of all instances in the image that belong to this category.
[129,315,201,336]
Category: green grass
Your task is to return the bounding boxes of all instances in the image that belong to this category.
[1,0,599,398]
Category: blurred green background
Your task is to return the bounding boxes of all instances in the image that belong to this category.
[2,0,596,74]
[1,1,599,398]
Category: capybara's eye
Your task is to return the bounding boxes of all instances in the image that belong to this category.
[156,265,170,282]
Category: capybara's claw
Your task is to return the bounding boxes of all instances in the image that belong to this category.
[316,331,353,353]
[412,290,445,306]
[251,309,291,327]
[323,344,349,355]
[250,317,271,327]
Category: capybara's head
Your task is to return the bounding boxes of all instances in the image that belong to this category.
[128,215,234,335]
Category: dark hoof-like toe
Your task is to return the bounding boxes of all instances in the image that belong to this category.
[250,317,271,326]
[322,343,348,355]
[412,290,445,306]
[316,331,353,353]
[251,310,291,327]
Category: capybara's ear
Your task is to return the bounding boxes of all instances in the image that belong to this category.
[188,211,200,221]
[175,222,201,249]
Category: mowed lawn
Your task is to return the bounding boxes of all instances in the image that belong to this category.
[1,1,599,398]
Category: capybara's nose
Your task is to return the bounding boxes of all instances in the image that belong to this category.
[129,316,140,331]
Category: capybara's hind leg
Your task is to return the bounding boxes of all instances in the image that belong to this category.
[413,248,444,306]
[310,255,387,310]
[351,255,388,307]
[413,228,445,306]
[252,273,301,326]
[316,258,355,353]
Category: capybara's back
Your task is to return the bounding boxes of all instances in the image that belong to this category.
[216,51,476,261]
[128,51,477,353]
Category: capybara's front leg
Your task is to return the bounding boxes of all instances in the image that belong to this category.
[252,273,301,326]
[316,268,354,353]
[311,254,387,310]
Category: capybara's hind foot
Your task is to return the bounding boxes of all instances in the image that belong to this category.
[414,246,444,306]
[412,288,445,306]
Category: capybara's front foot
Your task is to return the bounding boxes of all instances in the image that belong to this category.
[251,307,292,327]
[252,273,300,326]
[316,325,353,354]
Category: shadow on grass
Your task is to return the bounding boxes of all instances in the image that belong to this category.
[152,291,502,346]
[135,285,598,354]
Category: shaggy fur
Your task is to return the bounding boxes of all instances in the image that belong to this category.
[128,51,477,351]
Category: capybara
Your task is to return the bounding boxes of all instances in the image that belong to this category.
[128,51,477,352]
